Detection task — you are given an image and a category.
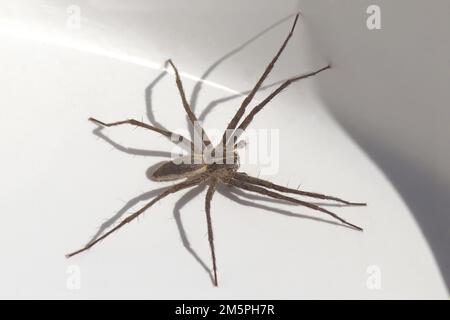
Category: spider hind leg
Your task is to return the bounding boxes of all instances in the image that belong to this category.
[66,175,207,258]
[234,172,366,206]
[229,175,363,231]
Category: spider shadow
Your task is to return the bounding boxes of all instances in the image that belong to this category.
[217,185,357,230]
[85,176,354,287]
[86,185,169,245]
[144,13,296,141]
[87,180,215,285]
[92,127,172,158]
[87,13,356,284]
[172,183,213,284]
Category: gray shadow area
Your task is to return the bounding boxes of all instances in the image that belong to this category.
[298,0,450,291]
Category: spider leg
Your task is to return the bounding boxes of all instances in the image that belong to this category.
[221,13,300,149]
[234,172,366,206]
[204,178,219,286]
[231,64,331,144]
[192,14,296,116]
[198,78,292,123]
[167,59,212,148]
[93,127,173,157]
[66,175,207,258]
[218,186,351,228]
[173,184,216,285]
[228,177,363,231]
[89,117,194,151]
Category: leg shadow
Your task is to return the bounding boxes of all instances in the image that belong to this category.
[85,12,311,281]
[93,127,172,158]
[198,78,288,123]
[143,14,297,141]
[145,66,170,131]
[218,184,357,230]
[86,186,169,245]
[172,183,215,285]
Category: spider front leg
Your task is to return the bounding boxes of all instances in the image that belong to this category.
[228,176,363,231]
[167,59,212,148]
[89,117,194,151]
[231,64,331,144]
[234,172,366,206]
[204,178,219,286]
[222,13,301,145]
[66,175,207,258]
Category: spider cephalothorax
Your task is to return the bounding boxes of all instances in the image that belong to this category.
[67,13,365,287]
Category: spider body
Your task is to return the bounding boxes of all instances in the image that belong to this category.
[151,151,240,182]
[151,161,208,181]
[206,162,239,182]
[67,13,366,287]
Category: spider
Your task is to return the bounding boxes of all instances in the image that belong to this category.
[66,13,366,287]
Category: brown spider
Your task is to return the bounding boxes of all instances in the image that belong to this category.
[66,13,366,287]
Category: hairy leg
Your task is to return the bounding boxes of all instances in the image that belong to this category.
[220,13,300,152]
[204,178,219,286]
[199,78,290,123]
[219,186,351,228]
[231,64,331,144]
[89,117,194,151]
[168,59,212,148]
[228,177,362,231]
[66,175,207,258]
[234,172,366,206]
[173,184,216,285]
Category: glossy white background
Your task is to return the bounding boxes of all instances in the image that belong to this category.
[0,0,447,298]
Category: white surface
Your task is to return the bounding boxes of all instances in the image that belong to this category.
[0,0,446,298]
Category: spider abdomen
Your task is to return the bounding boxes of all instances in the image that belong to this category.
[151,161,207,181]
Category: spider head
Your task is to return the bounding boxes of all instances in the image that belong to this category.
[206,151,240,173]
